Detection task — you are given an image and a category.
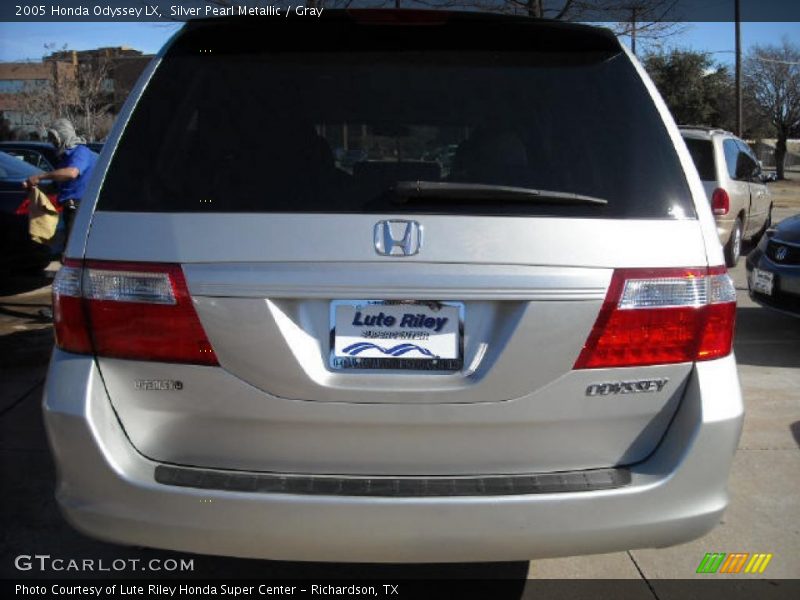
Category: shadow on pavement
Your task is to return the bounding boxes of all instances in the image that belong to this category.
[0,270,52,297]
[791,421,800,449]
[733,307,800,369]
[0,327,53,370]
[0,300,51,321]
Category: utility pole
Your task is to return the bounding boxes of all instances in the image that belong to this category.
[735,0,743,137]
[630,7,638,56]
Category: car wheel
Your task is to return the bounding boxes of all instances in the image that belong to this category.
[724,218,743,268]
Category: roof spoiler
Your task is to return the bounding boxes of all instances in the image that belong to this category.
[179,9,622,56]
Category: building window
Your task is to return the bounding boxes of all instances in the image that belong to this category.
[0,79,49,93]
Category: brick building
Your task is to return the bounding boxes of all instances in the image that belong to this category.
[0,47,153,138]
[0,61,76,130]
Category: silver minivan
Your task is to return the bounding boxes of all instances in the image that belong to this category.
[680,126,772,267]
[44,11,742,562]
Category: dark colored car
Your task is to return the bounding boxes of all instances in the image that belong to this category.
[747,214,800,316]
[0,151,57,273]
[0,141,59,172]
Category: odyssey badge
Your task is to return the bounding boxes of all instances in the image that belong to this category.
[586,378,669,396]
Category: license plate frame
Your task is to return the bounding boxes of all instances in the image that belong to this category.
[329,300,464,372]
[751,268,774,296]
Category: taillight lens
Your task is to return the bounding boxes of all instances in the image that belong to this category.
[14,197,30,215]
[15,193,60,214]
[574,267,736,369]
[711,188,730,216]
[52,260,218,366]
[53,259,92,354]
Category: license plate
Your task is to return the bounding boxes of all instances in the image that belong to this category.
[751,268,774,296]
[330,301,463,371]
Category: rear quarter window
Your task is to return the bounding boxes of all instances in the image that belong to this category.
[723,139,740,180]
[682,138,716,181]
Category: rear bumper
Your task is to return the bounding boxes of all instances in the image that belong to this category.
[43,349,743,562]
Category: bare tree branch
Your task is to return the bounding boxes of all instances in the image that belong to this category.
[14,47,115,141]
[745,40,800,178]
[552,0,577,20]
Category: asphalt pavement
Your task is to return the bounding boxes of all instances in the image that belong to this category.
[1,217,798,595]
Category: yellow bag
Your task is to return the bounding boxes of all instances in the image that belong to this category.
[28,186,59,244]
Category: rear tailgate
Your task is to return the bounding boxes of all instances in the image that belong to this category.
[76,13,719,476]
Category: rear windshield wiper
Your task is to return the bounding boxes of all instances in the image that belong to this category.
[391,181,608,206]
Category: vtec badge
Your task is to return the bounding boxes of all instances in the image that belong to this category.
[586,378,669,396]
[135,379,183,391]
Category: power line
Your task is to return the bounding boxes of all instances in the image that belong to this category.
[754,56,800,66]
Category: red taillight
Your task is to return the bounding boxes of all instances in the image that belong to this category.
[53,259,92,354]
[15,193,60,215]
[574,266,736,369]
[711,188,730,216]
[14,197,30,215]
[52,260,218,366]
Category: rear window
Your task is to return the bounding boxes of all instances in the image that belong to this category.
[1,148,53,171]
[723,139,740,180]
[98,18,694,219]
[682,138,716,181]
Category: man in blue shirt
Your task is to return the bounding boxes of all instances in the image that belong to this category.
[24,118,99,243]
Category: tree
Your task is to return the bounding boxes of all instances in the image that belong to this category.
[508,0,684,52]
[640,48,769,137]
[14,74,61,133]
[0,112,13,141]
[644,50,733,127]
[13,46,114,141]
[744,40,800,179]
[71,55,114,141]
[417,0,684,48]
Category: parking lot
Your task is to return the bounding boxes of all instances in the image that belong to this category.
[1,203,798,591]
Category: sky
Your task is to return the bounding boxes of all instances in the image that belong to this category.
[631,21,800,64]
[0,22,183,61]
[0,20,798,63]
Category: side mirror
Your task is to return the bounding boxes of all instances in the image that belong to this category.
[735,154,751,180]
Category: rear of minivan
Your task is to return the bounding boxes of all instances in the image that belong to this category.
[43,11,743,562]
[680,127,772,267]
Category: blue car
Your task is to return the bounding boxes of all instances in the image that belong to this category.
[747,214,800,316]
[0,151,59,273]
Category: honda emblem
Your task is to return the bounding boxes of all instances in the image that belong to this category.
[374,220,422,256]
